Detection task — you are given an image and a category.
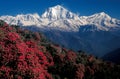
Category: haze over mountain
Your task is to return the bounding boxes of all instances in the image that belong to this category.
[0,5,120,57]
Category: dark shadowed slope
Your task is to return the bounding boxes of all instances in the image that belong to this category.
[103,48,120,64]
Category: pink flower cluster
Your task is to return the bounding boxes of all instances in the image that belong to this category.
[0,24,53,79]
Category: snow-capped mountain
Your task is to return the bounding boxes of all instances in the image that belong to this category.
[82,12,120,31]
[0,5,120,32]
[0,13,41,26]
[79,12,120,31]
[0,5,120,57]
[41,5,77,19]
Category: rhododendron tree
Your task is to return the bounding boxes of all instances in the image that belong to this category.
[7,32,20,41]
[65,50,77,63]
[0,22,53,79]
[0,21,120,79]
[75,64,85,79]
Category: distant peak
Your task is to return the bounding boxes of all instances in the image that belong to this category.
[99,12,111,18]
[49,5,67,12]
[33,13,40,18]
[97,12,109,16]
[41,5,77,20]
[52,5,64,9]
[90,12,111,19]
[99,12,106,15]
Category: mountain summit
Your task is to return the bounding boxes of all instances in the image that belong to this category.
[86,12,118,27]
[41,5,77,20]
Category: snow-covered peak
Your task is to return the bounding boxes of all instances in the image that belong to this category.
[99,12,107,15]
[0,13,41,26]
[52,5,65,10]
[41,5,78,20]
[33,13,40,18]
[83,12,120,27]
[91,12,111,19]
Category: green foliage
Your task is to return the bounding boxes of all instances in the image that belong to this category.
[0,20,5,26]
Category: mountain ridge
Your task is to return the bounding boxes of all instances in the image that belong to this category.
[0,5,120,32]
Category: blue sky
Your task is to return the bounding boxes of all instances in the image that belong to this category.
[0,0,120,19]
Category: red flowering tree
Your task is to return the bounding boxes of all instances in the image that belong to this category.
[1,20,120,79]
[75,64,85,79]
[0,23,53,79]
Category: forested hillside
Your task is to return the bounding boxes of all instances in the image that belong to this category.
[0,20,120,79]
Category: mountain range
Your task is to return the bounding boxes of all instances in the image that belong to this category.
[0,5,120,57]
